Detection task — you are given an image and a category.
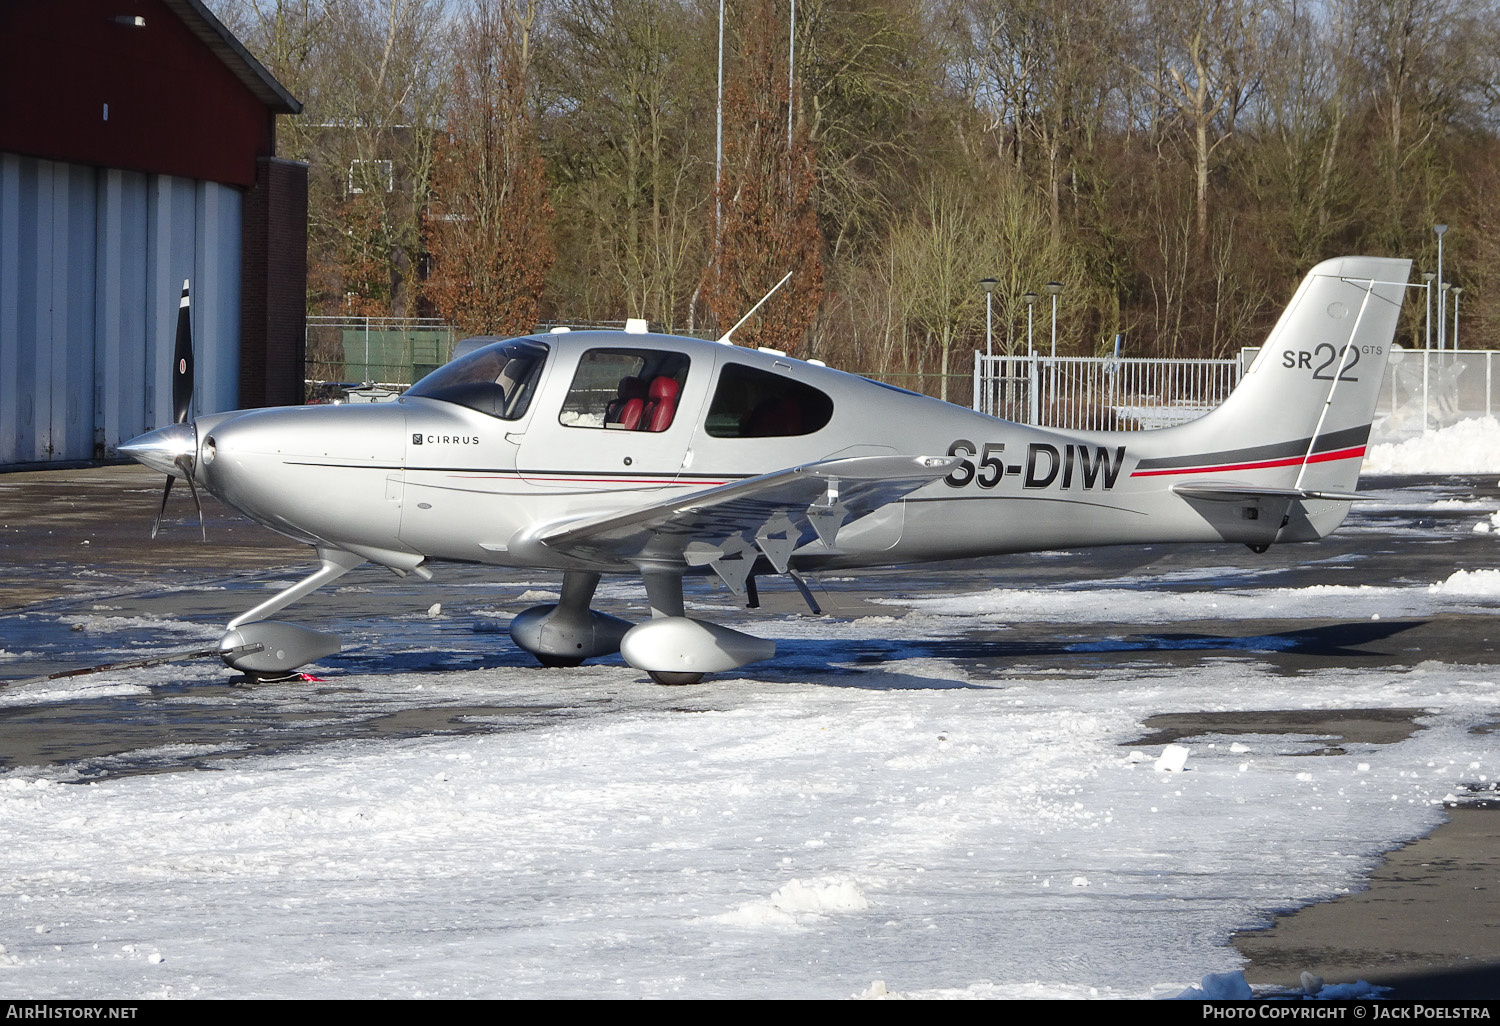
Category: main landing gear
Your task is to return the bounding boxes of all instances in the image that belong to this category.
[509,568,775,685]
[215,553,776,685]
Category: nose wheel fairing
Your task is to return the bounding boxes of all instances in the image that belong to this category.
[213,547,364,676]
[219,621,341,675]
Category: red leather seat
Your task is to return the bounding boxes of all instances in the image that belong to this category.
[617,397,644,430]
[744,397,802,436]
[606,376,647,428]
[642,376,680,432]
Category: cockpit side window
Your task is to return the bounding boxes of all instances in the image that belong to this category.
[705,363,833,437]
[559,348,690,432]
[405,339,549,420]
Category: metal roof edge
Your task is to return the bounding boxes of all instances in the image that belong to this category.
[161,0,303,115]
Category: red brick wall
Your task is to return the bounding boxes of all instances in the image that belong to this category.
[240,157,309,408]
[0,0,275,187]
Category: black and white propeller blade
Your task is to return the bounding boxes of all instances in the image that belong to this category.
[172,279,195,426]
[124,280,204,540]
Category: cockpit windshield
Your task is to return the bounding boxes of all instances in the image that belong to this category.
[405,339,549,419]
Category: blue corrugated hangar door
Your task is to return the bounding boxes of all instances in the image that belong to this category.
[0,153,241,467]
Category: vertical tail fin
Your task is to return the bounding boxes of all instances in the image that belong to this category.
[1136,257,1410,543]
[1151,256,1410,493]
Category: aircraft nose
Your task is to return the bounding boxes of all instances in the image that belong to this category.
[120,423,196,477]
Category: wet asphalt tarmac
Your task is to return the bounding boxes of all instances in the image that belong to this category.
[3,463,1500,999]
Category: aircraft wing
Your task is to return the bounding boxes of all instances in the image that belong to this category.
[536,454,958,592]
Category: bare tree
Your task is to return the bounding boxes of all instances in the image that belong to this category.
[543,0,714,330]
[1128,0,1271,249]
[423,0,554,336]
[700,0,824,353]
[221,0,450,316]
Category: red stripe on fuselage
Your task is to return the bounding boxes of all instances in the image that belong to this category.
[446,474,733,486]
[1129,446,1366,478]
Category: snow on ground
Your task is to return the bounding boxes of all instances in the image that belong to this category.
[0,616,1496,999]
[1364,417,1500,475]
[3,434,1500,998]
[886,579,1491,622]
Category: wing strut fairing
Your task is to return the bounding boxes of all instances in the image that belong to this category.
[536,454,959,594]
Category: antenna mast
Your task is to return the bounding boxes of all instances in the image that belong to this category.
[717,271,794,345]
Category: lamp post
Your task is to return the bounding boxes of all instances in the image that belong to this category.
[1045,281,1062,423]
[1441,280,1451,350]
[1452,286,1463,349]
[788,0,796,153]
[977,278,998,415]
[1023,292,1038,424]
[1434,225,1446,352]
[979,278,997,357]
[715,0,724,244]
[1023,292,1037,356]
[1420,272,1434,434]
[1422,272,1435,350]
[1046,281,1063,359]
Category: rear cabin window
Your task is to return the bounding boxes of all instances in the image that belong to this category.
[559,348,690,432]
[705,363,834,437]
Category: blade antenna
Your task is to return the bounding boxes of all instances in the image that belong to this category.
[717,271,793,345]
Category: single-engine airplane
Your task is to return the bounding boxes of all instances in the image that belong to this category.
[122,255,1409,683]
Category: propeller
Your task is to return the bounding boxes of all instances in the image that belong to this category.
[139,279,205,541]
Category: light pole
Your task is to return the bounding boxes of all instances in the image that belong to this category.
[1023,292,1038,425]
[1441,281,1451,351]
[1046,281,1063,359]
[715,0,724,244]
[1422,272,1435,350]
[1452,286,1463,349]
[1046,281,1062,422]
[979,278,997,357]
[1023,292,1037,356]
[1420,271,1434,433]
[1435,224,1448,351]
[977,278,997,415]
[788,0,796,153]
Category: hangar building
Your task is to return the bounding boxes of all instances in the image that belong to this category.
[0,0,306,468]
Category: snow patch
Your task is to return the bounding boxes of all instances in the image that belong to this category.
[1430,568,1500,596]
[708,876,870,928]
[1364,417,1500,475]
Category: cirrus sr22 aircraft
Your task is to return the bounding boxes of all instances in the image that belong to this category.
[123,255,1409,683]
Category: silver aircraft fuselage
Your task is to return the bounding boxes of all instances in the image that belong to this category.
[121,256,1412,679]
[179,333,1300,574]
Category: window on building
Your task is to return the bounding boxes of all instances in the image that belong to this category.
[348,159,395,195]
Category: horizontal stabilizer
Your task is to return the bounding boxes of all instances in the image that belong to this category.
[1172,482,1363,503]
